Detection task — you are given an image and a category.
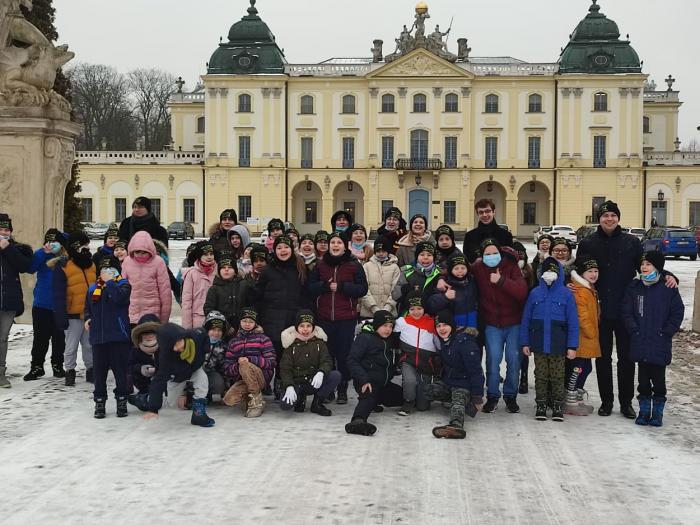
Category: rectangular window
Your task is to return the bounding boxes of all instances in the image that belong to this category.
[183,198,195,223]
[304,201,318,224]
[381,200,394,219]
[150,198,161,221]
[594,93,608,112]
[444,201,457,224]
[342,137,354,169]
[115,198,126,223]
[485,137,498,168]
[301,137,313,169]
[239,136,251,167]
[594,136,606,168]
[343,201,356,219]
[81,198,93,222]
[444,137,457,168]
[528,136,541,168]
[382,136,394,168]
[689,202,700,226]
[592,196,606,220]
[523,202,537,225]
[238,196,252,222]
[381,95,395,113]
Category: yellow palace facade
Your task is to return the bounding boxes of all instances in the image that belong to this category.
[76,1,700,237]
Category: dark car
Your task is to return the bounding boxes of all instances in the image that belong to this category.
[575,225,596,243]
[167,222,195,240]
[642,227,697,261]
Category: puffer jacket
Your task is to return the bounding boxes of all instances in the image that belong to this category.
[182,260,217,329]
[223,328,276,384]
[395,233,436,268]
[392,263,442,316]
[347,324,394,387]
[621,277,684,366]
[471,254,527,328]
[519,263,579,355]
[120,231,172,324]
[29,247,56,310]
[425,274,478,330]
[279,325,333,388]
[437,332,484,397]
[0,239,32,315]
[309,252,368,322]
[570,270,601,359]
[204,275,242,327]
[395,314,439,375]
[51,256,96,328]
[84,278,131,345]
[359,254,400,318]
[203,340,228,376]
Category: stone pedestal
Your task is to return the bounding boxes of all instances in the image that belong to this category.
[0,105,81,323]
[694,270,700,333]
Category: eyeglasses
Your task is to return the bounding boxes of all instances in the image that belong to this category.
[477,210,493,216]
[552,248,569,254]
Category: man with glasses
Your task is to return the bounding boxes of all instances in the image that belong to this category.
[463,199,513,263]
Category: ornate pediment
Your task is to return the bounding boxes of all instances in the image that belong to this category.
[369,49,473,79]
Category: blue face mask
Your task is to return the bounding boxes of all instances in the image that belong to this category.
[351,241,366,250]
[335,225,349,232]
[49,242,62,254]
[641,271,658,282]
[483,253,501,268]
[101,267,119,280]
[209,336,221,345]
[0,235,10,241]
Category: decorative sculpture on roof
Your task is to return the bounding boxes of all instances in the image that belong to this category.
[0,0,74,110]
[383,3,461,63]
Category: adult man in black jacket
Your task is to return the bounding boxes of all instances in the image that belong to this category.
[577,201,677,418]
[462,198,513,263]
[117,196,169,247]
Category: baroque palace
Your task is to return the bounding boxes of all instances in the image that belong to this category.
[76,1,700,237]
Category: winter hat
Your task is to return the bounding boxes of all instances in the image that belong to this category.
[219,208,238,223]
[541,257,561,275]
[285,228,300,239]
[536,234,554,250]
[414,241,435,260]
[299,233,315,244]
[267,218,284,234]
[193,240,214,260]
[249,243,268,262]
[114,239,128,251]
[409,213,429,231]
[435,225,455,242]
[447,254,468,273]
[0,213,12,231]
[97,255,121,274]
[575,255,599,275]
[216,251,236,273]
[598,200,621,220]
[132,196,151,213]
[328,231,348,249]
[104,224,119,242]
[549,237,573,254]
[67,231,89,252]
[479,237,501,256]
[407,292,424,310]
[185,242,199,266]
[330,210,353,230]
[204,310,227,332]
[273,235,294,251]
[295,309,315,329]
[227,225,251,249]
[512,241,528,264]
[131,314,162,349]
[384,207,403,221]
[372,309,394,330]
[640,250,665,273]
[434,310,456,331]
[239,307,258,324]
[44,228,64,245]
[373,236,391,253]
[348,223,367,238]
[314,230,330,244]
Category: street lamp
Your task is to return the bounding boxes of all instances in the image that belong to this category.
[657,189,665,202]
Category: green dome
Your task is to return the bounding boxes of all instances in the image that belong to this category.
[559,1,641,74]
[207,0,285,75]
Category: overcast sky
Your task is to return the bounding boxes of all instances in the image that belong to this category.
[53,0,699,145]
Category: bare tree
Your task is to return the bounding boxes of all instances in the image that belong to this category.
[683,137,699,152]
[128,68,176,150]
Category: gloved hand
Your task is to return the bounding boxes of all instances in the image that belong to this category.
[282,386,297,405]
[311,371,324,389]
[141,365,156,377]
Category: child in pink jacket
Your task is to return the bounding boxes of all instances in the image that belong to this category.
[182,240,217,329]
[121,231,172,326]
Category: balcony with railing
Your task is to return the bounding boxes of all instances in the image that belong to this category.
[645,151,700,166]
[395,158,442,171]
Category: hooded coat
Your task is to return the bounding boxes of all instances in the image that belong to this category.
[309,251,368,322]
[50,254,97,328]
[279,325,333,387]
[471,249,527,328]
[570,270,602,359]
[181,260,217,329]
[359,253,400,318]
[0,240,33,315]
[84,278,131,345]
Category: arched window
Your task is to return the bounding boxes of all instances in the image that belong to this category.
[528,93,542,113]
[300,95,314,114]
[381,94,395,113]
[410,129,429,163]
[444,93,458,112]
[413,93,427,113]
[643,115,650,133]
[594,92,608,111]
[238,94,251,112]
[196,116,205,133]
[485,94,499,113]
[342,94,356,114]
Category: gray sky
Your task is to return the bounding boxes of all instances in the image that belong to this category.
[54,0,699,145]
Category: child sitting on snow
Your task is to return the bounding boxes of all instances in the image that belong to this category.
[127,314,161,411]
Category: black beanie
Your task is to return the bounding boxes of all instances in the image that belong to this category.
[104,224,119,242]
[434,310,456,331]
[193,240,214,261]
[549,237,573,255]
[348,223,367,238]
[314,230,330,245]
[299,233,315,244]
[372,310,394,330]
[415,241,435,260]
[384,207,403,221]
[373,236,391,253]
[97,255,121,273]
[435,225,455,242]
[512,241,527,260]
[407,292,424,309]
[249,243,268,262]
[328,231,348,250]
[0,213,12,231]
[239,307,258,324]
[219,209,237,223]
[132,196,151,213]
[536,234,554,249]
[267,218,284,234]
[541,257,561,275]
[67,231,89,251]
[479,238,500,256]
[114,238,128,251]
[640,250,665,273]
[447,254,468,273]
[409,213,428,231]
[295,309,315,329]
[273,235,294,251]
[575,255,599,275]
[330,210,353,231]
[216,251,236,273]
[44,228,63,245]
[598,200,621,220]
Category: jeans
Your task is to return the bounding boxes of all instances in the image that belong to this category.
[31,307,65,367]
[0,310,15,368]
[484,324,521,399]
[400,361,432,410]
[64,318,93,371]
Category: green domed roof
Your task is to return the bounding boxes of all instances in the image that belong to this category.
[559,1,641,74]
[207,0,285,75]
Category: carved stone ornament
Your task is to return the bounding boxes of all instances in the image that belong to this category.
[384,54,456,77]
[323,175,331,192]
[383,6,458,63]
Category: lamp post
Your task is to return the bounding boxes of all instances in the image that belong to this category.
[657,189,665,202]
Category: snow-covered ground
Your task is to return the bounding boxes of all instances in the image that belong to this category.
[0,240,698,524]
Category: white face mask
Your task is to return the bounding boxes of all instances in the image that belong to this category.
[542,271,558,285]
[517,260,525,269]
[0,235,10,241]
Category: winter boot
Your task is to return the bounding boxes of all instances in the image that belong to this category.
[310,395,332,416]
[535,401,548,421]
[635,396,652,425]
[372,404,384,413]
[64,369,76,386]
[551,402,564,422]
[648,397,666,427]
[0,366,10,388]
[598,401,613,416]
[398,400,413,416]
[345,417,377,436]
[184,381,194,409]
[85,368,94,384]
[564,389,588,416]
[294,395,307,413]
[94,398,106,419]
[116,397,128,418]
[576,389,594,414]
[273,378,282,401]
[52,363,65,378]
[432,422,466,439]
[245,392,265,418]
[336,381,348,405]
[128,393,149,412]
[326,391,336,402]
[504,397,520,413]
[190,398,215,427]
[23,365,45,381]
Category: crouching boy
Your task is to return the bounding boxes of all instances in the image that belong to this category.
[143,323,215,427]
[128,314,161,411]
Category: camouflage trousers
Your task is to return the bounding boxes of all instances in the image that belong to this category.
[424,381,471,428]
[533,354,566,404]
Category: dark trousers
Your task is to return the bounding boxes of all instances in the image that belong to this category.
[319,319,357,382]
[280,370,342,410]
[351,380,403,421]
[30,307,65,367]
[596,318,635,405]
[637,363,666,399]
[92,342,131,401]
[566,357,593,389]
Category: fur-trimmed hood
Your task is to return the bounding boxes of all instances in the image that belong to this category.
[570,269,591,289]
[281,325,328,349]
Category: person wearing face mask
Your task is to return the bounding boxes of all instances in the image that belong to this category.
[359,237,400,319]
[0,213,32,388]
[348,223,373,262]
[127,314,161,411]
[330,210,353,242]
[50,231,97,386]
[376,207,407,256]
[470,238,528,414]
[84,256,132,419]
[202,310,230,402]
[396,213,435,268]
[181,241,217,329]
[24,228,68,381]
[520,257,579,422]
[92,224,120,269]
[117,196,169,247]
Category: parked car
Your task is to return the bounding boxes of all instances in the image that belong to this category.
[532,226,552,244]
[642,227,697,260]
[575,225,597,243]
[85,223,111,240]
[167,221,195,240]
[259,221,296,245]
[621,227,646,241]
[498,223,511,232]
[694,226,700,254]
[549,225,578,248]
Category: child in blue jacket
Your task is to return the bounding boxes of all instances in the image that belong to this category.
[621,251,684,427]
[84,256,132,419]
[520,257,579,422]
[426,254,478,335]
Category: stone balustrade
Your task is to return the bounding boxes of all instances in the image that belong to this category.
[77,150,204,164]
[645,151,700,166]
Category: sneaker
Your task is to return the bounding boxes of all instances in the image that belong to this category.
[23,365,45,381]
[398,401,413,416]
[432,423,466,439]
[94,399,106,419]
[51,364,65,378]
[116,397,128,418]
[598,401,613,416]
[551,402,564,422]
[481,398,498,413]
[504,397,520,413]
[64,369,76,387]
[535,401,548,421]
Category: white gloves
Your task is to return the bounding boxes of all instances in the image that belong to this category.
[282,386,297,405]
[311,371,324,389]
[141,365,156,377]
